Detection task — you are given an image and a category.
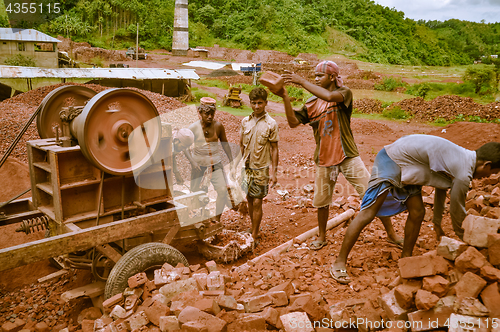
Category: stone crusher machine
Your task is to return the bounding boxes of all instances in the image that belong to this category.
[0,85,223,299]
[222,85,243,108]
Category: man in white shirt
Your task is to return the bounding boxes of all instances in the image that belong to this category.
[331,135,500,284]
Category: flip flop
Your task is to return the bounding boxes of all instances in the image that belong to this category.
[330,266,352,284]
[386,238,404,249]
[310,240,328,250]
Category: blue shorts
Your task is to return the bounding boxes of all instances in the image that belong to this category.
[360,148,421,217]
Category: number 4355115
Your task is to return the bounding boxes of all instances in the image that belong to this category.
[6,2,60,14]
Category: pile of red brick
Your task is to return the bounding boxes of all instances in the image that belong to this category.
[466,175,500,220]
[376,213,500,332]
[77,259,329,332]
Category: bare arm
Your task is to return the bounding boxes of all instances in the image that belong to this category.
[282,72,344,103]
[217,122,234,165]
[270,141,279,188]
[275,88,301,128]
[432,188,447,238]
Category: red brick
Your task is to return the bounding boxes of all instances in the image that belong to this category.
[486,207,500,219]
[127,310,149,330]
[215,295,237,311]
[267,291,289,307]
[103,293,124,312]
[454,297,489,317]
[268,280,294,298]
[192,272,208,291]
[199,290,225,297]
[193,298,221,315]
[480,282,500,318]
[155,269,181,287]
[289,293,311,306]
[259,307,281,328]
[171,290,204,316]
[488,233,500,266]
[182,321,208,332]
[34,322,49,332]
[228,314,267,331]
[143,279,156,299]
[407,300,454,332]
[480,265,500,282]
[415,289,439,311]
[463,215,500,247]
[436,236,467,261]
[377,289,408,321]
[205,261,218,272]
[422,275,449,297]
[144,300,170,326]
[398,251,449,278]
[455,246,489,273]
[454,272,487,298]
[177,306,227,332]
[159,315,180,331]
[287,293,327,321]
[110,305,128,320]
[1,318,26,332]
[81,320,94,332]
[206,272,224,291]
[394,284,416,310]
[128,272,148,288]
[159,278,199,302]
[280,312,314,332]
[242,294,273,313]
[124,294,139,311]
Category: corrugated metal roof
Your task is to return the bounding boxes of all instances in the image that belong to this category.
[0,28,61,43]
[0,66,200,80]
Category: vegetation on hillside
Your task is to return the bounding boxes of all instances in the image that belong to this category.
[2,0,500,66]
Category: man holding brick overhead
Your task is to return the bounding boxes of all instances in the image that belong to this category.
[274,60,402,251]
[331,135,500,284]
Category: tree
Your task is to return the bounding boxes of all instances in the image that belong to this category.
[463,66,497,94]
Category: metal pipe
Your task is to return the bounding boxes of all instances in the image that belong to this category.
[0,188,31,209]
[0,104,42,169]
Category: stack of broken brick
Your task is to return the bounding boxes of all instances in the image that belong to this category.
[78,257,339,332]
[376,214,500,332]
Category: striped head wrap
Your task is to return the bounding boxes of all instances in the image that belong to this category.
[315,61,343,87]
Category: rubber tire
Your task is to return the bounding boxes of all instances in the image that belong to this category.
[104,242,188,299]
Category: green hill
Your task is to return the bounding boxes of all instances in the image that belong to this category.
[2,0,500,66]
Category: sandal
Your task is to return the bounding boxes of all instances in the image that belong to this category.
[386,238,404,249]
[330,266,352,284]
[310,240,328,250]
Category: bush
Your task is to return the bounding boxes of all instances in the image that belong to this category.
[407,82,431,98]
[4,54,37,67]
[374,76,406,92]
[382,106,411,120]
[463,66,497,94]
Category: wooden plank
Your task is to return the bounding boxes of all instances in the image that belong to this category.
[162,224,180,245]
[38,269,68,283]
[95,244,122,264]
[0,204,181,271]
[61,281,105,302]
[64,223,81,233]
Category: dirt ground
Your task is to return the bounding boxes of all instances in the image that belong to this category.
[1,48,500,330]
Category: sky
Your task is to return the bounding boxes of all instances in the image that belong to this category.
[373,0,500,23]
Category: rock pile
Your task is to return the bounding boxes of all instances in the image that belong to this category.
[391,95,500,122]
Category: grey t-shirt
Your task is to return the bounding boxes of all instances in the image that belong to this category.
[384,134,476,233]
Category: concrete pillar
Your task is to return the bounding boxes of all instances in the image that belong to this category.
[172,0,189,56]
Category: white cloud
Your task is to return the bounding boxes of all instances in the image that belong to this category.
[374,0,500,23]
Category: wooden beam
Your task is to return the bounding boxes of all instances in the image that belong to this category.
[95,244,122,264]
[61,281,105,302]
[0,205,182,271]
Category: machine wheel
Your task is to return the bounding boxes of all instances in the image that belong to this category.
[36,85,97,139]
[74,88,161,175]
[104,242,188,299]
